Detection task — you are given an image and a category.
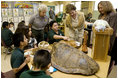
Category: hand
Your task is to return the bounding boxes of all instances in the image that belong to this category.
[63,36,69,41]
[29,28,31,31]
[13,68,19,73]
[45,69,51,75]
[25,56,30,64]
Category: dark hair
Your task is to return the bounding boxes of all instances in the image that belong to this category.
[50,21,57,28]
[33,49,51,69]
[17,21,26,29]
[21,20,25,23]
[15,27,29,39]
[9,22,14,25]
[66,4,76,13]
[12,33,24,47]
[2,21,9,28]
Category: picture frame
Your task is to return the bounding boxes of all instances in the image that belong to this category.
[13,17,19,22]
[8,17,14,22]
[2,17,8,22]
[13,8,19,16]
[2,9,8,16]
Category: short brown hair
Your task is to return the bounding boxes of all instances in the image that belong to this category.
[65,4,76,13]
[98,1,115,14]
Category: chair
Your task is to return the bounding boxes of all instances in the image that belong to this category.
[1,39,11,60]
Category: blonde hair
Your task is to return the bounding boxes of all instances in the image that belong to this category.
[38,4,48,12]
[98,1,116,14]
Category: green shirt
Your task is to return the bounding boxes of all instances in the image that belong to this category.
[48,29,64,44]
[20,70,52,78]
[11,48,29,77]
[1,28,13,46]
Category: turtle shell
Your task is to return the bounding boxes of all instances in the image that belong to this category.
[51,42,99,75]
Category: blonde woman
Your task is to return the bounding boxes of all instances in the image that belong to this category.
[65,4,85,44]
[29,4,49,43]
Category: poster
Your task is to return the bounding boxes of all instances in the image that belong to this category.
[14,23,18,30]
[2,9,8,16]
[14,17,19,22]
[8,17,14,22]
[2,17,8,22]
[19,9,24,16]
[24,9,29,16]
[13,8,19,16]
[34,9,38,14]
[25,16,30,22]
[8,9,13,16]
[19,17,24,22]
[28,9,33,15]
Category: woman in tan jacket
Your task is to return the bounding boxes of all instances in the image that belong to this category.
[65,4,85,44]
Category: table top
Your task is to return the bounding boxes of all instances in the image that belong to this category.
[27,47,111,78]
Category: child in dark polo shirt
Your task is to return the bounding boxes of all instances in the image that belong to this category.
[48,21,69,44]
[10,33,30,78]
[20,49,52,78]
[1,21,13,47]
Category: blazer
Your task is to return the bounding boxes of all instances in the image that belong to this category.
[66,11,85,31]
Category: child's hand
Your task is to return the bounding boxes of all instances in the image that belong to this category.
[45,69,51,75]
[13,68,20,73]
[25,56,30,64]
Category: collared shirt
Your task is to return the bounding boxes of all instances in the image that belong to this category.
[29,13,49,30]
[48,29,64,44]
[20,70,52,78]
[1,28,13,47]
[11,47,29,77]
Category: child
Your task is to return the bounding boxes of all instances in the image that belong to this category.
[26,28,37,49]
[23,28,37,50]
[9,22,15,33]
[15,26,37,50]
[48,21,69,44]
[10,33,30,78]
[20,49,52,78]
[1,21,13,47]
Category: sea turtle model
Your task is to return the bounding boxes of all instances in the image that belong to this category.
[51,42,99,75]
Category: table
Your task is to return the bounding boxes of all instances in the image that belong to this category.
[27,47,111,78]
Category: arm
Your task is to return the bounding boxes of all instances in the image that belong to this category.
[34,38,37,48]
[108,13,117,50]
[28,24,32,31]
[53,35,68,40]
[13,56,30,74]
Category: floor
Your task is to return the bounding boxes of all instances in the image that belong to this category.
[1,48,117,78]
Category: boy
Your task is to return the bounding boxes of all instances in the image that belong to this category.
[20,49,52,78]
[10,33,30,77]
[1,21,13,47]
